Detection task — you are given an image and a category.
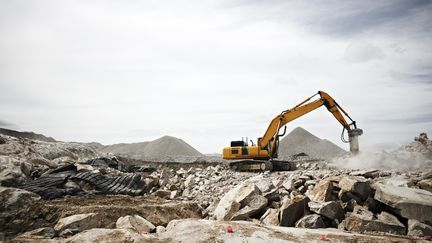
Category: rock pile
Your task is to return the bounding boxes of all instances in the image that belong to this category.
[278,127,347,160]
[2,132,432,242]
[406,132,432,159]
[206,169,432,238]
[0,135,97,187]
[101,135,203,160]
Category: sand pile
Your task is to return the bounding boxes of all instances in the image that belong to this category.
[101,136,202,159]
[278,127,347,160]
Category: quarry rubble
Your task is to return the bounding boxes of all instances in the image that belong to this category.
[1,131,432,242]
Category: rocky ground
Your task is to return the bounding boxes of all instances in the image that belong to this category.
[1,133,432,242]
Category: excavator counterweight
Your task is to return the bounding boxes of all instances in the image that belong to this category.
[222,91,363,172]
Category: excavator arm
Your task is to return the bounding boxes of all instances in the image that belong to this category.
[259,91,362,157]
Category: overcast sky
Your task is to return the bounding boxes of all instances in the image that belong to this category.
[0,0,431,153]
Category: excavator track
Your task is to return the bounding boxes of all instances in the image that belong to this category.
[229,160,295,172]
[271,160,296,171]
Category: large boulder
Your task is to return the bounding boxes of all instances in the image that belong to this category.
[231,194,268,220]
[279,195,310,227]
[260,208,280,226]
[63,228,155,243]
[213,180,260,220]
[157,218,415,243]
[116,215,156,234]
[422,169,432,180]
[255,178,274,193]
[338,176,371,200]
[154,189,172,199]
[408,219,432,237]
[13,227,56,240]
[0,156,27,187]
[374,184,432,225]
[342,206,406,235]
[418,179,432,193]
[308,179,333,202]
[295,214,327,228]
[54,213,102,234]
[0,186,41,211]
[350,169,380,179]
[0,187,43,239]
[381,175,413,188]
[308,201,344,221]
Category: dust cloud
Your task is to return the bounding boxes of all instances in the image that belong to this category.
[330,149,432,171]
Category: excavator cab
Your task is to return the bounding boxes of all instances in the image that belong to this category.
[230,140,248,147]
[223,139,269,160]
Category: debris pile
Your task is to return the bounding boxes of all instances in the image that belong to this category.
[406,132,432,158]
[1,132,432,242]
[206,168,432,238]
[0,135,98,187]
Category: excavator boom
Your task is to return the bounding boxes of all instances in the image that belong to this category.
[260,91,360,157]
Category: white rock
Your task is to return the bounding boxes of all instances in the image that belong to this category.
[54,213,101,233]
[158,219,413,243]
[64,228,153,243]
[260,208,280,225]
[0,186,40,211]
[213,180,260,220]
[116,215,156,234]
[408,219,432,237]
[231,194,268,220]
[374,184,432,225]
[184,174,194,188]
[170,190,179,199]
[156,225,166,233]
[75,163,95,172]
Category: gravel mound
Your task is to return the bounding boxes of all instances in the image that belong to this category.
[101,136,202,159]
[278,127,347,160]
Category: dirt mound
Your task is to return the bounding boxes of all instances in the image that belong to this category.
[101,136,202,159]
[0,128,56,142]
[278,127,347,160]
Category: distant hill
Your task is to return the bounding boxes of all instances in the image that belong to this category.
[100,135,202,159]
[278,127,347,160]
[0,128,56,142]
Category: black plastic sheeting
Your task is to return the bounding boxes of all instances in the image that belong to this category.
[20,157,149,199]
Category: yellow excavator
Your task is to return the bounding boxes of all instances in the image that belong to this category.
[222,91,363,171]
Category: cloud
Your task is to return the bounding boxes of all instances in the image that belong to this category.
[367,113,432,124]
[0,0,430,153]
[0,120,17,129]
[218,0,432,37]
[308,0,432,37]
[390,69,432,85]
[344,41,385,63]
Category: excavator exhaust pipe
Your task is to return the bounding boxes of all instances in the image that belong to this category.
[348,128,363,154]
